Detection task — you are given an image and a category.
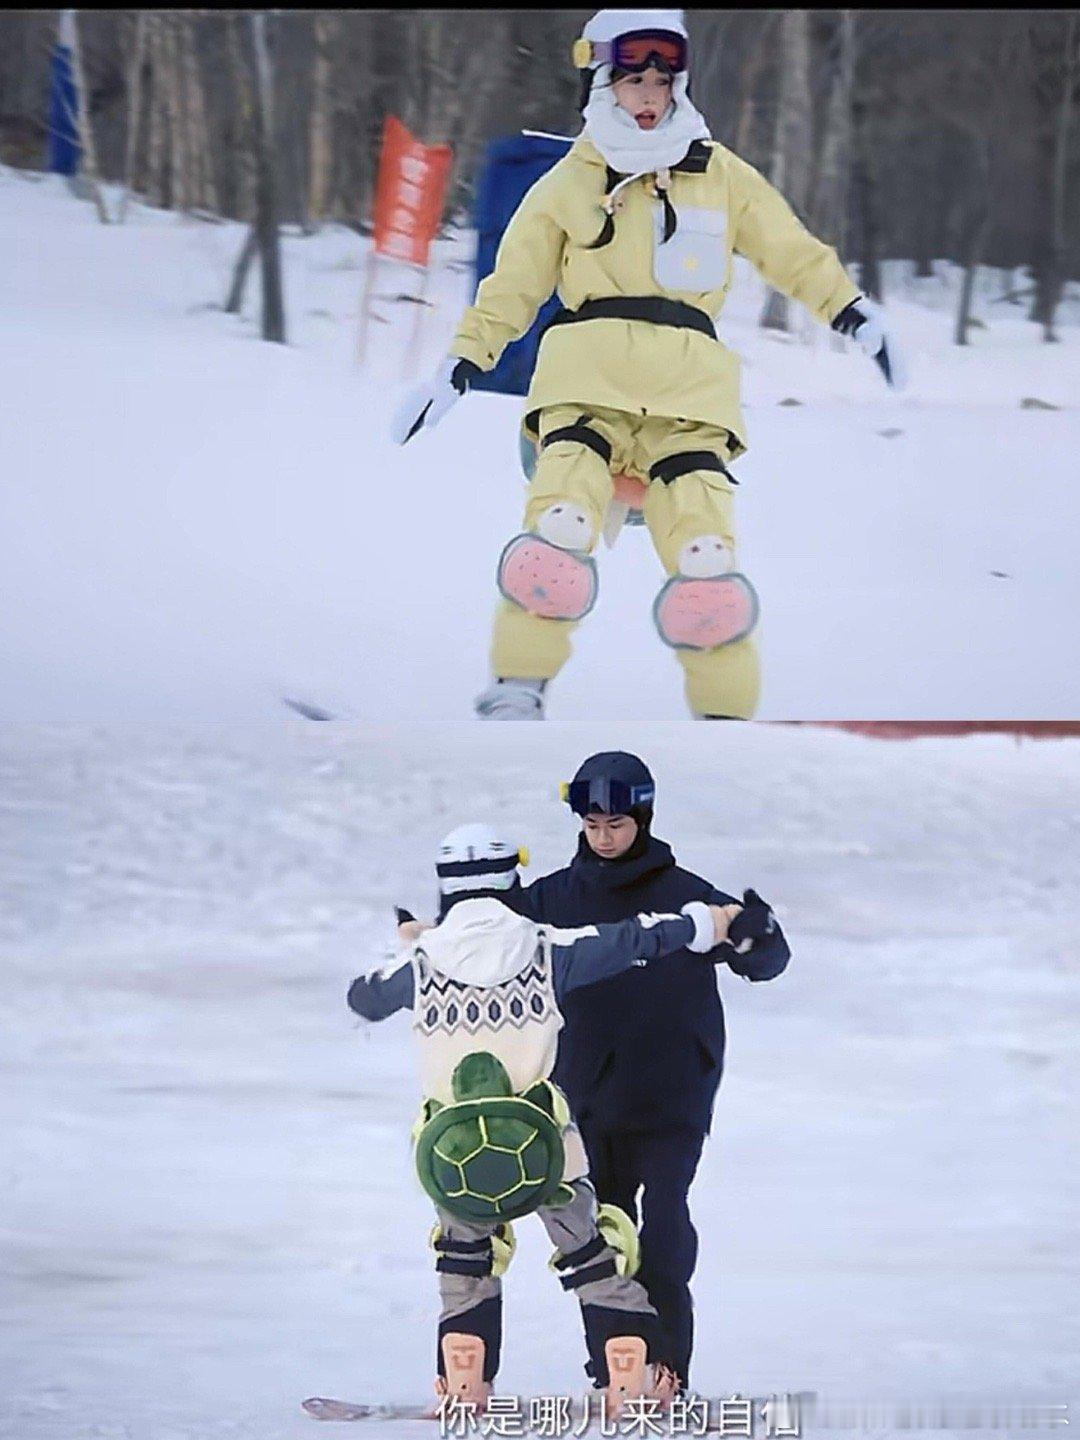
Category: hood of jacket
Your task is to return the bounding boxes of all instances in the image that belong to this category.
[569,831,678,892]
[581,64,710,177]
[416,896,541,988]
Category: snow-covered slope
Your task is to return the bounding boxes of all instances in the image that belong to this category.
[2,723,1078,1437]
[2,172,1079,720]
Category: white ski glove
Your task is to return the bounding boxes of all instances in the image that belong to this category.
[390,356,482,445]
[831,296,908,391]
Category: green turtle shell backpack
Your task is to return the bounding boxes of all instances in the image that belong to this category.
[414,1052,575,1223]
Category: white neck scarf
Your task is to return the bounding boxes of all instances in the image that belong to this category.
[581,67,711,176]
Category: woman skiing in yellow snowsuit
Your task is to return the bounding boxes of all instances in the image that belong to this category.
[394,8,906,720]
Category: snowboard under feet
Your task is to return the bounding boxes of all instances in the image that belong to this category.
[302,1389,818,1428]
[303,1397,436,1421]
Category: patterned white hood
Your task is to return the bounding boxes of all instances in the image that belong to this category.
[416,897,540,989]
[409,898,562,1106]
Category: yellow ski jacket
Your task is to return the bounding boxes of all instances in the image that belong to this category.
[452,137,861,457]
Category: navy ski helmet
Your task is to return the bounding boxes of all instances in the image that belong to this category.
[562,752,656,828]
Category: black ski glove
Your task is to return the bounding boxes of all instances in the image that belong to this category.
[449,358,482,395]
[726,889,777,952]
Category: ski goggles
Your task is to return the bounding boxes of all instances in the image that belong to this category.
[560,777,656,817]
[572,29,688,76]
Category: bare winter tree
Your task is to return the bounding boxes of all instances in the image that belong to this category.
[904,13,1029,345]
[0,8,1076,309]
[760,9,813,331]
[808,10,854,261]
[162,12,189,211]
[66,9,111,222]
[1023,11,1080,339]
[224,11,259,315]
[306,10,335,229]
[732,12,781,166]
[143,11,168,207]
[179,11,219,214]
[118,10,147,221]
[249,11,286,342]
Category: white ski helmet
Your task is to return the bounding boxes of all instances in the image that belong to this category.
[574,9,690,97]
[436,822,528,898]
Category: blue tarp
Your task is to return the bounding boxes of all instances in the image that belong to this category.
[471,132,573,397]
[47,42,81,176]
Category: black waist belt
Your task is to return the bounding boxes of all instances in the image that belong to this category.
[546,297,717,341]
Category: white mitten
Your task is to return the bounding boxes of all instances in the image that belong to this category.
[831,296,908,391]
[390,357,481,445]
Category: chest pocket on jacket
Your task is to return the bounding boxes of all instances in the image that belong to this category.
[652,204,728,292]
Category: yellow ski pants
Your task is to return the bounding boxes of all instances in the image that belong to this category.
[490,404,761,718]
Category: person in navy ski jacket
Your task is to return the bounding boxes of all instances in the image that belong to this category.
[516,751,791,1388]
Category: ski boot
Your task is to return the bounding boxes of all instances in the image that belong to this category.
[433,1334,491,1415]
[474,677,546,721]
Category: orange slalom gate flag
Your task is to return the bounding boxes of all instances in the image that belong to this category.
[372,115,452,268]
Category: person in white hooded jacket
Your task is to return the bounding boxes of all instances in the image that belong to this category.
[346,823,738,1414]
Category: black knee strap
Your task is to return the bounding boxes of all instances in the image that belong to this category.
[434,1235,493,1254]
[436,1248,494,1278]
[541,416,612,467]
[559,1257,618,1291]
[649,450,736,486]
[552,1233,607,1272]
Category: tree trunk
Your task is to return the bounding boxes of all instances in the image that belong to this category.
[955,214,991,345]
[224,223,258,313]
[179,11,218,213]
[161,13,188,211]
[249,12,286,344]
[445,13,509,213]
[1041,11,1078,341]
[761,9,813,332]
[119,11,147,221]
[145,12,168,207]
[955,143,992,346]
[851,100,882,300]
[809,10,855,257]
[66,10,110,222]
[226,11,257,222]
[306,11,334,229]
[733,15,778,163]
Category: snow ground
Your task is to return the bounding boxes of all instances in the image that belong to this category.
[2,172,1080,721]
[2,723,1078,1438]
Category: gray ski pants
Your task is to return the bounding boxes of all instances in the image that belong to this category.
[435,1176,656,1325]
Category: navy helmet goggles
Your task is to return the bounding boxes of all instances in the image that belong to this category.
[561,776,656,817]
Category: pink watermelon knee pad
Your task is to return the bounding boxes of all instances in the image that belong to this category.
[497,533,598,621]
[653,573,759,650]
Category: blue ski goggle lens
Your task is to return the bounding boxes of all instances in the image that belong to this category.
[560,778,655,817]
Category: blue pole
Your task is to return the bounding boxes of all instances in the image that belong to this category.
[47,11,82,176]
